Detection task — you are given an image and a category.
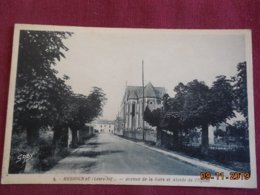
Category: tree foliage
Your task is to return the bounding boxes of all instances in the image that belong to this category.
[227,121,247,138]
[144,76,235,154]
[68,87,107,130]
[210,76,235,125]
[66,87,106,147]
[181,77,234,127]
[13,30,73,145]
[181,78,234,154]
[233,62,248,119]
[87,87,107,121]
[14,31,72,132]
[181,80,210,128]
[13,30,107,146]
[10,30,107,172]
[144,107,161,128]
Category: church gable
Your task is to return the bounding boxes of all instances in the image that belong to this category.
[124,82,165,100]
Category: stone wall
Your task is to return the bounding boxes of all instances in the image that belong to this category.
[123,129,157,143]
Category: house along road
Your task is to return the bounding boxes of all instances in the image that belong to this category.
[46,133,209,175]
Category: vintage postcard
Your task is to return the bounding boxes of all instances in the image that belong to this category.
[1,24,257,188]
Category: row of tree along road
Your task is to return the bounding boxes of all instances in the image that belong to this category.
[9,31,106,173]
[144,61,249,171]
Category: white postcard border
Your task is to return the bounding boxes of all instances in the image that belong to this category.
[1,24,257,188]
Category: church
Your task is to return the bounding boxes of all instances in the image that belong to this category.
[116,82,165,135]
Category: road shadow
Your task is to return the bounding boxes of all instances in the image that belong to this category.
[78,142,108,150]
[71,150,123,158]
[82,161,97,173]
[85,142,109,146]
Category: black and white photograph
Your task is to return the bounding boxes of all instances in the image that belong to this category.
[1,24,256,188]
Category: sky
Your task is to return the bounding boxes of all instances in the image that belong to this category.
[55,28,247,121]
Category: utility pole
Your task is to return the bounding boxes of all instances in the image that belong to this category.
[142,60,145,141]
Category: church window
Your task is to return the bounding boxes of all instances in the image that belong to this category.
[132,103,135,116]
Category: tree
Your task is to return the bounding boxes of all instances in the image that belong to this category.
[144,93,181,147]
[182,78,234,155]
[144,77,235,154]
[233,62,248,119]
[227,121,248,142]
[209,76,235,125]
[169,83,189,149]
[51,76,73,149]
[68,87,107,147]
[13,30,72,146]
[144,107,163,145]
[67,94,89,147]
[144,92,183,149]
[86,87,107,121]
[144,107,161,128]
[180,80,210,154]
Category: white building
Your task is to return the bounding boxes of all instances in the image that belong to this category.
[92,119,115,133]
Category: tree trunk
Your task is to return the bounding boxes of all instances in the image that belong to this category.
[156,127,162,146]
[60,126,69,147]
[172,128,179,150]
[53,124,69,149]
[179,129,183,150]
[201,123,209,155]
[71,128,78,148]
[26,121,40,146]
[53,125,61,147]
[25,120,40,173]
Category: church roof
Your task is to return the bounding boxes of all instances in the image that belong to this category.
[125,82,166,100]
